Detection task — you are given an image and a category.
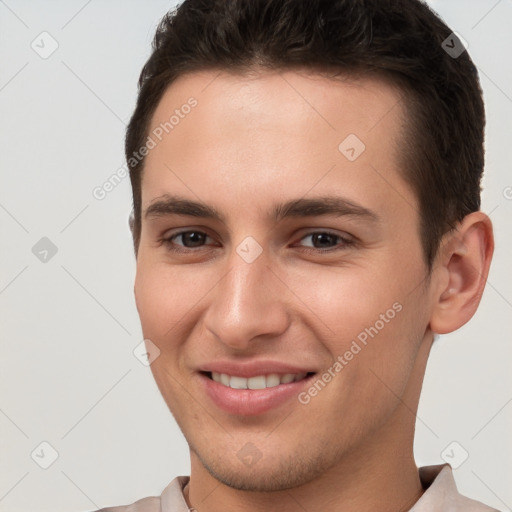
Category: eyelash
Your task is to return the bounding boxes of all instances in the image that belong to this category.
[161,230,355,254]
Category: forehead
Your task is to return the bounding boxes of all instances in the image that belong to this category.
[141,68,414,223]
[148,68,405,143]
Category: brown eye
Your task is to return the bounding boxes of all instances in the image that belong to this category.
[163,230,214,251]
[298,232,354,251]
[307,233,338,249]
[174,231,208,248]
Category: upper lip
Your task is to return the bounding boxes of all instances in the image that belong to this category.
[199,360,316,378]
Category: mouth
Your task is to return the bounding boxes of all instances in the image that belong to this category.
[202,371,315,389]
[199,370,317,416]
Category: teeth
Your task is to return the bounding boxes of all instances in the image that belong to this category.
[229,376,247,389]
[210,372,309,389]
[266,374,280,387]
[248,375,266,390]
[220,373,230,386]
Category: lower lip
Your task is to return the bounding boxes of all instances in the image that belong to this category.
[200,373,315,416]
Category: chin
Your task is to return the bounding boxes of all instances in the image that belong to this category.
[190,442,334,492]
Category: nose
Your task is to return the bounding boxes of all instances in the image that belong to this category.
[202,247,290,351]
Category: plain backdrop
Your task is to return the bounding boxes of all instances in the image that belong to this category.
[0,1,511,511]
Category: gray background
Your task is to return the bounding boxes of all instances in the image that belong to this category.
[0,1,510,511]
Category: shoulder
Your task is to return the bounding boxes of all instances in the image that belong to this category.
[90,475,190,512]
[452,488,500,512]
[92,496,160,512]
[413,464,500,512]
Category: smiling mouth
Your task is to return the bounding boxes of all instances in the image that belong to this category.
[202,371,316,390]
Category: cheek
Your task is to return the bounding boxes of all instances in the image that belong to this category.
[134,260,211,337]
[291,265,427,383]
[134,264,201,410]
[341,286,428,413]
[289,266,403,343]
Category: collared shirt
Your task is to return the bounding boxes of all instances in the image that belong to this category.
[94,464,499,511]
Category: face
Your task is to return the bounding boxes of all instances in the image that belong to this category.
[134,69,436,491]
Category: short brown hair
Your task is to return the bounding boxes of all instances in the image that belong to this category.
[126,0,485,267]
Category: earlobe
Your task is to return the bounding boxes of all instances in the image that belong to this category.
[129,209,135,236]
[129,209,139,259]
[429,212,494,335]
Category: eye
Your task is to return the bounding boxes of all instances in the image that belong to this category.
[296,231,354,252]
[161,229,355,254]
[163,230,214,251]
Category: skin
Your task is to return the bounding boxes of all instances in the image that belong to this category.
[132,69,493,512]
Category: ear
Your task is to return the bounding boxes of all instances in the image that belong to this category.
[429,211,494,334]
[128,209,139,259]
[129,209,135,236]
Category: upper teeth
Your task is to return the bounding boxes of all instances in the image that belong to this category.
[211,372,308,389]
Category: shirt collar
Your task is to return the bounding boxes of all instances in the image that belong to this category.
[161,475,190,511]
[160,464,485,512]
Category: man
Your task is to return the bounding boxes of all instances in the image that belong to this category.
[97,0,496,510]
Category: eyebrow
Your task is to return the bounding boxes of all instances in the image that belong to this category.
[144,194,379,223]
